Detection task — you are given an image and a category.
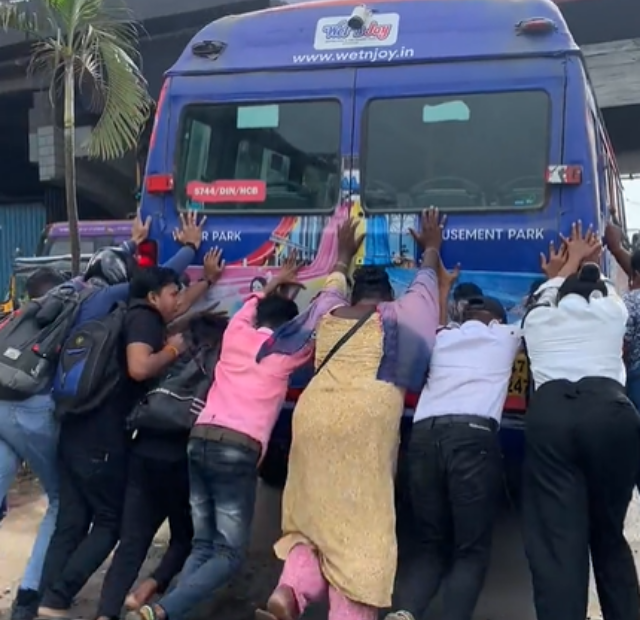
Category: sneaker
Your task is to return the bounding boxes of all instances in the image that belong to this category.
[125,606,159,620]
[384,613,416,620]
[10,589,39,620]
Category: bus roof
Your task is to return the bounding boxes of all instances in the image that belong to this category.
[167,0,578,76]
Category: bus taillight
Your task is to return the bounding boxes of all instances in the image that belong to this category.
[137,240,158,267]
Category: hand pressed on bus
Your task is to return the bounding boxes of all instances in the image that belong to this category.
[410,207,448,272]
[334,218,365,275]
[264,250,306,297]
[174,211,206,250]
[203,248,225,284]
[559,221,602,276]
[131,207,151,245]
[540,240,567,278]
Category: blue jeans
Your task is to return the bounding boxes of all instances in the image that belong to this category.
[627,370,640,490]
[157,437,259,620]
[0,394,59,591]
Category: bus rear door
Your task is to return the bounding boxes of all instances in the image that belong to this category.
[163,69,357,281]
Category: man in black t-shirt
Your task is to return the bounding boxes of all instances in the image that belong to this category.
[94,252,225,620]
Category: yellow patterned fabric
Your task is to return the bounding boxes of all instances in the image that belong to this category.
[274,312,404,607]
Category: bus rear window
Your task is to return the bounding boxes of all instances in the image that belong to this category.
[176,101,342,213]
[362,91,550,211]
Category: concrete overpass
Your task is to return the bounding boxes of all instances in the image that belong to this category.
[0,0,639,217]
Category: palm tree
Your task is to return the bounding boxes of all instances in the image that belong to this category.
[1,0,153,275]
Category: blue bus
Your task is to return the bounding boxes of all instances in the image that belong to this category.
[139,0,628,487]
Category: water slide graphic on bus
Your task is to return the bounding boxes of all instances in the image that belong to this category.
[366,214,391,265]
[234,216,298,266]
[205,206,347,296]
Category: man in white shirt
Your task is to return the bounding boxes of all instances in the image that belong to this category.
[521,223,640,620]
[388,295,521,620]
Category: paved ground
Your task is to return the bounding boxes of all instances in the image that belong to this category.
[2,480,639,620]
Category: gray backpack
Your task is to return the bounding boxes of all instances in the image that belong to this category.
[0,286,92,400]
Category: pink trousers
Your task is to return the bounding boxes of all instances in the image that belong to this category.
[278,544,377,620]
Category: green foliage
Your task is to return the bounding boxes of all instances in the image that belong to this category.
[0,0,153,160]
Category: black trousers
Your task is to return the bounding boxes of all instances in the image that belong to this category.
[40,446,127,609]
[394,415,503,620]
[523,377,640,620]
[97,453,193,619]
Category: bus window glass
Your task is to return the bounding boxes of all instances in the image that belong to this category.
[363,91,550,211]
[176,101,342,213]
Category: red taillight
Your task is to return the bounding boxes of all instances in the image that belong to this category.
[146,174,173,194]
[137,240,158,267]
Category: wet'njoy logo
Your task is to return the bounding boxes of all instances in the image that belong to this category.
[314,12,400,50]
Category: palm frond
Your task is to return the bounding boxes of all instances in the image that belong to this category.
[86,33,152,160]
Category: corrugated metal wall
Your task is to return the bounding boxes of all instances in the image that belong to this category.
[0,203,47,295]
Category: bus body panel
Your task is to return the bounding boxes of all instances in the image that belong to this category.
[140,0,626,487]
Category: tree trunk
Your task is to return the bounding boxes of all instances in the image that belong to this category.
[63,61,81,276]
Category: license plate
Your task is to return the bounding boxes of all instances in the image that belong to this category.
[505,351,529,412]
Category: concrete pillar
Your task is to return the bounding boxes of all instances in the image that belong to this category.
[28,89,135,217]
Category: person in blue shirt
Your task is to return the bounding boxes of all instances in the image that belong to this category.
[36,212,209,620]
[0,266,71,620]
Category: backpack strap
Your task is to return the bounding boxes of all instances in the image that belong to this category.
[314,308,375,376]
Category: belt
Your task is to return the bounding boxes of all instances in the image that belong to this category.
[190,425,262,454]
[419,414,499,433]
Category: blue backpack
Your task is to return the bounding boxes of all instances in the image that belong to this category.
[52,302,128,416]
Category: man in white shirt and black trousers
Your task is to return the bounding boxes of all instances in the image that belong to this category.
[522,223,640,620]
[387,263,521,620]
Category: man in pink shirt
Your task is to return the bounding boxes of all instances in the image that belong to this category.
[128,255,310,620]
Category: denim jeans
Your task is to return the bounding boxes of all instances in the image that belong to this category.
[0,394,59,591]
[157,437,259,620]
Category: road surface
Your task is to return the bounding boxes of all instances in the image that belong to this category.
[2,480,637,620]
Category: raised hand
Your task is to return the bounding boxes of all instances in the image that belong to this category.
[409,207,447,252]
[438,259,461,291]
[131,207,151,245]
[203,248,225,284]
[540,240,568,278]
[174,211,206,250]
[264,250,306,296]
[337,218,365,265]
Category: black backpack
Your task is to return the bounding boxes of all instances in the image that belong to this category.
[127,344,220,433]
[0,285,92,400]
[52,302,129,416]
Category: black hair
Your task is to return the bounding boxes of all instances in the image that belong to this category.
[631,249,640,275]
[525,278,547,308]
[453,282,483,302]
[558,263,607,302]
[25,268,66,299]
[187,313,229,349]
[351,266,394,305]
[256,295,299,330]
[130,266,180,300]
